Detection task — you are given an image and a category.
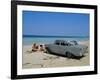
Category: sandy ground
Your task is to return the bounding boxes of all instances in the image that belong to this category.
[22,41,89,69]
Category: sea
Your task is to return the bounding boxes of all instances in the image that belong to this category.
[23,35,89,45]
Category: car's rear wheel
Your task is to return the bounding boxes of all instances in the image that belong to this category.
[66,52,73,58]
[45,47,51,54]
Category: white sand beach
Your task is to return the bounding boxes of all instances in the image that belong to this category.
[22,41,89,69]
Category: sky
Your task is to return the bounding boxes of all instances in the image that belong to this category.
[23,11,89,36]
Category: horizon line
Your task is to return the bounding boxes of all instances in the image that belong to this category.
[23,35,89,38]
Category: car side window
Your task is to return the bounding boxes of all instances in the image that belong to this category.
[55,42,60,45]
[65,43,72,46]
[61,42,65,46]
[66,43,68,46]
[68,43,71,46]
[55,40,74,46]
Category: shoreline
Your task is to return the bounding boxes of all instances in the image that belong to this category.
[22,40,90,69]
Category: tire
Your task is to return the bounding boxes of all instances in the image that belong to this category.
[46,50,50,54]
[45,48,51,54]
[66,52,72,58]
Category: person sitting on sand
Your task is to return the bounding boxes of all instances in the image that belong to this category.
[39,45,45,52]
[32,43,39,52]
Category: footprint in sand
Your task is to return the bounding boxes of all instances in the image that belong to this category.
[23,63,30,65]
[32,64,44,67]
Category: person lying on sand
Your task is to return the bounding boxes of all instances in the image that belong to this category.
[32,43,39,52]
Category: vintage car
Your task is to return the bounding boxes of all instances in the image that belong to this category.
[45,40,88,58]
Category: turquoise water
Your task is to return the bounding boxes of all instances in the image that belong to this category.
[23,36,89,45]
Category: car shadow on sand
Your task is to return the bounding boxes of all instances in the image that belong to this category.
[45,51,85,60]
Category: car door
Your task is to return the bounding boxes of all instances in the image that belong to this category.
[49,43,61,54]
[58,42,68,55]
[59,42,75,55]
[54,44,62,54]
